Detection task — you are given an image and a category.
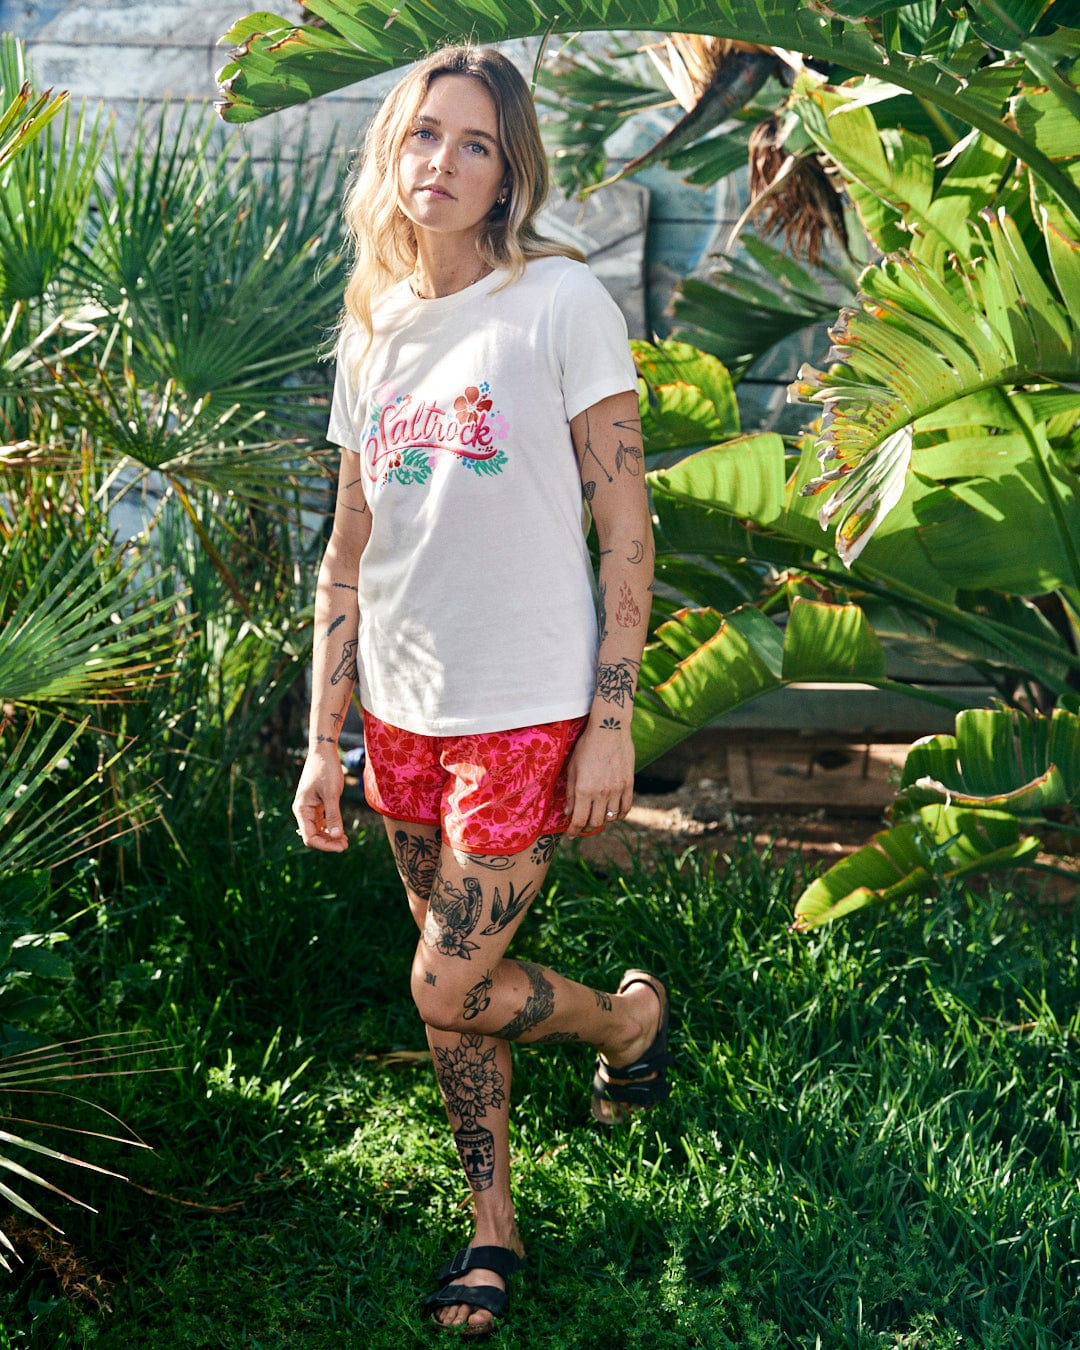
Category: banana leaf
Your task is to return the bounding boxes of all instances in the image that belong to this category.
[632,595,890,764]
[793,209,1080,569]
[792,700,1080,928]
[792,805,1044,930]
[214,1,1080,220]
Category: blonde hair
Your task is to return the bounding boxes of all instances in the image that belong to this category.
[340,45,584,350]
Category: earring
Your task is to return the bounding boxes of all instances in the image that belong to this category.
[496,191,508,206]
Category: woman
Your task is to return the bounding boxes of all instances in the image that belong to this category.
[293,44,672,1339]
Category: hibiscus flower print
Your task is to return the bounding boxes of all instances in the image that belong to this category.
[454,385,492,426]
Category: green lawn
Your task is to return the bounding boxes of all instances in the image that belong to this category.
[2,789,1079,1349]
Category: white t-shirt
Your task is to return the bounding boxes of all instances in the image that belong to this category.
[326,254,637,736]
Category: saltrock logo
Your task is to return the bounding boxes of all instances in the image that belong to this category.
[364,383,510,485]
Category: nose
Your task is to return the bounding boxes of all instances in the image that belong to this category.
[428,142,454,174]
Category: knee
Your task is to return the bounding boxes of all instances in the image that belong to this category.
[410,950,468,1032]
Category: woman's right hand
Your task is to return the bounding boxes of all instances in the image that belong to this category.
[292,748,349,852]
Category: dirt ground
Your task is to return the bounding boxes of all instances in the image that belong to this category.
[575,730,890,873]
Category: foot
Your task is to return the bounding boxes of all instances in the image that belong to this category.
[430,1224,525,1337]
[592,971,671,1125]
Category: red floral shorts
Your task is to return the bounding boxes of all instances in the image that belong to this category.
[361,710,588,855]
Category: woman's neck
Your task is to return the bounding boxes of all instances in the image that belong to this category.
[410,239,492,300]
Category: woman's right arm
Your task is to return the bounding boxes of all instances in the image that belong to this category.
[292,450,372,852]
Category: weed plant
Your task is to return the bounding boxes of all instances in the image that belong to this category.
[0,782,1078,1349]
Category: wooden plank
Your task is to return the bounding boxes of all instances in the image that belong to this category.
[726,741,910,814]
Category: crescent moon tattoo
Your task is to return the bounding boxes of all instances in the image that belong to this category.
[627,540,644,564]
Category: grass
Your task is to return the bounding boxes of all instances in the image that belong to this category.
[0,785,1079,1349]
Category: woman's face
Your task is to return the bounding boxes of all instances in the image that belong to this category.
[397,75,508,246]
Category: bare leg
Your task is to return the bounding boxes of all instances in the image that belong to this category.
[390,825,663,1334]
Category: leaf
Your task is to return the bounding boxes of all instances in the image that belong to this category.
[633,339,739,453]
[792,806,1043,929]
[792,209,1080,566]
[668,240,858,380]
[213,1,1080,218]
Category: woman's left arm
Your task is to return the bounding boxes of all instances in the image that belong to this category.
[565,388,655,836]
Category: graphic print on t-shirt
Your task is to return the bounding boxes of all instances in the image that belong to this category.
[363,381,510,486]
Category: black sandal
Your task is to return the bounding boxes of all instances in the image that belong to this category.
[422,1245,522,1340]
[591,970,673,1124]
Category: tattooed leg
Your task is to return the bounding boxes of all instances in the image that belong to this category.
[381,819,441,931]
[407,838,663,1331]
[425,1022,522,1331]
[410,843,657,1059]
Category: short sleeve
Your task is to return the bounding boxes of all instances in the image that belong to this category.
[552,264,638,423]
[326,334,361,452]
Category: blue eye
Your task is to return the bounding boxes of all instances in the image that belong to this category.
[466,142,488,155]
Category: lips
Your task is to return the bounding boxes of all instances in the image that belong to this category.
[419,183,454,199]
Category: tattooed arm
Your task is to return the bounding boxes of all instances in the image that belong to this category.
[292,450,372,853]
[565,389,654,836]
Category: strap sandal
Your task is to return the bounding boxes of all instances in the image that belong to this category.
[421,1244,523,1340]
[591,970,673,1125]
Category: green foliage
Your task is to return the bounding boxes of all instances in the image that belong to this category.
[212,4,1080,906]
[795,699,1080,928]
[214,1,1080,224]
[0,35,346,1243]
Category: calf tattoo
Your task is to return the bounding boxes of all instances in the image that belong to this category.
[392,829,437,901]
[423,873,483,960]
[432,1033,506,1193]
[495,961,555,1040]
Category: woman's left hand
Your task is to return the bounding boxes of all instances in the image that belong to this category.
[564,722,636,836]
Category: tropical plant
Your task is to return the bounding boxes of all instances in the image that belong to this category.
[2,49,346,854]
[0,35,351,1248]
[793,698,1080,929]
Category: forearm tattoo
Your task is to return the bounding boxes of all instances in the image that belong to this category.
[494,960,555,1040]
[331,638,358,685]
[423,872,483,960]
[595,658,639,708]
[432,1033,505,1193]
[615,581,641,628]
[594,989,613,1013]
[392,829,437,902]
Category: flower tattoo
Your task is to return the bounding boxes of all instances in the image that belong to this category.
[432,1034,506,1125]
[595,659,637,708]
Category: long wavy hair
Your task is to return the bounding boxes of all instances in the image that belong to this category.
[340,45,583,351]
